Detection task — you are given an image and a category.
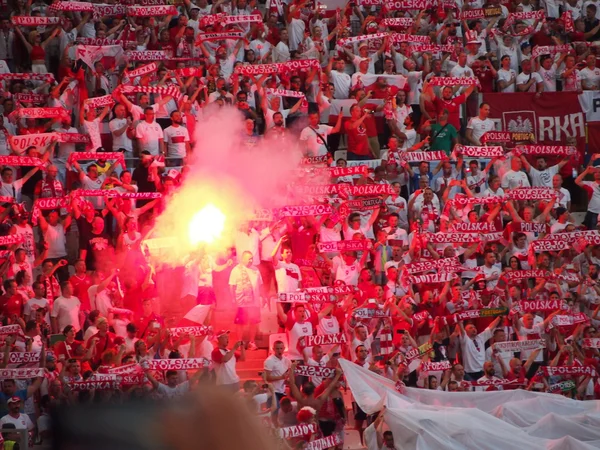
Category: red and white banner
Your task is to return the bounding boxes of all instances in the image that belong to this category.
[31,196,70,225]
[506,187,555,201]
[482,131,534,143]
[455,308,507,321]
[76,45,125,69]
[68,380,119,391]
[55,134,90,144]
[0,235,25,247]
[493,339,546,352]
[502,270,550,281]
[0,73,55,84]
[582,338,600,349]
[406,272,457,285]
[386,0,455,10]
[353,308,390,319]
[450,222,497,233]
[410,44,454,53]
[0,155,46,167]
[467,379,523,387]
[199,13,262,27]
[13,93,48,105]
[421,361,452,372]
[93,5,129,16]
[515,145,577,156]
[531,45,572,58]
[300,155,328,165]
[425,232,482,244]
[68,152,125,166]
[126,5,178,16]
[427,77,479,87]
[85,95,115,109]
[542,365,596,377]
[338,197,382,216]
[276,205,332,217]
[310,165,368,178]
[306,285,359,295]
[504,10,544,29]
[279,423,318,439]
[235,60,320,75]
[483,92,586,157]
[294,184,394,196]
[125,50,167,61]
[147,358,209,371]
[305,434,342,450]
[168,326,211,338]
[88,373,119,382]
[398,151,447,162]
[10,107,67,120]
[381,18,415,28]
[277,292,337,303]
[0,325,23,336]
[294,258,330,269]
[11,16,60,26]
[459,7,502,19]
[294,365,336,378]
[48,1,94,12]
[317,240,371,252]
[9,133,56,153]
[453,145,504,158]
[518,222,549,234]
[75,189,161,199]
[519,299,567,312]
[76,39,134,47]
[304,333,347,348]
[0,368,44,379]
[390,33,430,43]
[405,257,461,274]
[196,32,246,42]
[265,88,305,99]
[337,32,388,47]
[531,231,600,252]
[552,313,588,327]
[1,351,54,366]
[121,84,181,99]
[126,62,158,79]
[108,363,143,376]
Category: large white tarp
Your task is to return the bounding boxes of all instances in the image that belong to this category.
[339,359,600,450]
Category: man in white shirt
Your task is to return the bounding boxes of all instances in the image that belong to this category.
[326,58,351,100]
[519,154,568,188]
[501,156,531,190]
[71,160,117,210]
[475,361,504,392]
[23,281,50,323]
[458,316,501,380]
[465,103,495,146]
[0,162,45,204]
[497,55,517,93]
[135,107,165,156]
[163,110,191,165]
[580,54,600,90]
[263,340,291,405]
[516,59,544,93]
[299,111,343,156]
[272,236,302,293]
[50,281,81,334]
[211,330,245,391]
[0,397,34,431]
[109,104,134,156]
[482,250,502,290]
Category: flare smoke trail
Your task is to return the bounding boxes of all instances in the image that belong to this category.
[147,107,303,264]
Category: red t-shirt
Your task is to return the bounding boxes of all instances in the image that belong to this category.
[433,94,466,131]
[0,294,22,317]
[345,121,370,156]
[69,274,92,311]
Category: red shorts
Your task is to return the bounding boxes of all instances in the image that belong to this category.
[234,306,261,325]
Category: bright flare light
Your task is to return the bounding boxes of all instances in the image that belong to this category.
[188,204,226,245]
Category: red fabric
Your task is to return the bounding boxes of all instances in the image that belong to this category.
[69,274,92,311]
[433,94,465,130]
[345,121,370,156]
[0,294,22,316]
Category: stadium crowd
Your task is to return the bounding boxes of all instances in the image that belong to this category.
[0,0,598,448]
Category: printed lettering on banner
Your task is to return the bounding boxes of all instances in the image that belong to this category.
[518,222,548,234]
[450,222,497,233]
[353,308,390,319]
[305,434,342,450]
[305,333,347,347]
[68,381,119,391]
[482,131,535,143]
[147,358,210,371]
[294,365,336,378]
[168,326,211,338]
[519,299,567,312]
[278,292,308,303]
[279,423,318,439]
[582,338,600,348]
[493,339,546,352]
[0,368,45,379]
[421,361,452,372]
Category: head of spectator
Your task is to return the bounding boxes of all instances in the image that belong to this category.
[144,106,156,124]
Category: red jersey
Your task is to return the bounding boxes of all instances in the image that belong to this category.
[345,121,370,156]
[0,294,22,317]
[433,94,466,131]
[69,274,92,311]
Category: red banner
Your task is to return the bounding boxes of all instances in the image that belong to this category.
[518,299,567,312]
[146,358,209,371]
[168,326,211,338]
[542,365,596,377]
[0,368,44,379]
[304,333,347,347]
[279,423,318,439]
[483,92,586,160]
[294,365,336,378]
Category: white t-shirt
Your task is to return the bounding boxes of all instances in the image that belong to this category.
[81,174,105,210]
[23,297,50,323]
[83,118,102,152]
[580,67,600,90]
[0,413,34,430]
[286,319,315,360]
[213,348,241,385]
[300,125,333,156]
[263,354,291,394]
[501,170,530,190]
[51,295,81,332]
[516,71,543,92]
[163,125,190,158]
[274,260,302,293]
[467,117,495,144]
[109,118,133,153]
[527,164,559,188]
[135,121,164,155]
[87,285,113,317]
[497,69,516,93]
[538,65,558,92]
[329,70,351,100]
[582,181,600,213]
[0,178,25,203]
[307,354,330,387]
[157,380,190,399]
[460,326,493,373]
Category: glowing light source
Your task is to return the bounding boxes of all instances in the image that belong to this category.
[188,204,226,245]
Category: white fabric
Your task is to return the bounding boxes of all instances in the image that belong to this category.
[340,359,600,450]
